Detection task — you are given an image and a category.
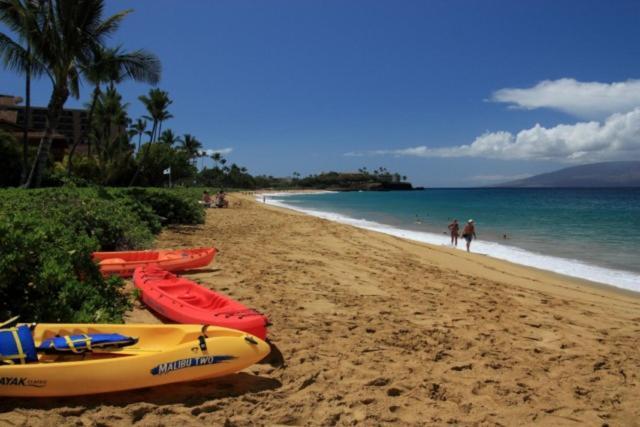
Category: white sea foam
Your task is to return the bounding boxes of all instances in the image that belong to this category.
[259,193,640,293]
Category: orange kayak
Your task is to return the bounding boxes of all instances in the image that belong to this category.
[93,248,216,278]
[134,266,269,340]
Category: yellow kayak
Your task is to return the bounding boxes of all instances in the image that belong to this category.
[0,323,269,397]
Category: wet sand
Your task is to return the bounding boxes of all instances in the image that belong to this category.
[2,194,639,426]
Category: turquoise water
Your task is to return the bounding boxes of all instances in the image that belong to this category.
[267,189,640,290]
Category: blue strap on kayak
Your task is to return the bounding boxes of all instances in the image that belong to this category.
[0,323,38,364]
[38,333,138,354]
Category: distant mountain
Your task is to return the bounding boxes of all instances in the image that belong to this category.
[495,161,640,187]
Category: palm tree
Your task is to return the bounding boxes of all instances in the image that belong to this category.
[158,129,180,146]
[129,118,146,152]
[130,88,173,185]
[179,134,202,165]
[66,45,160,172]
[211,152,223,169]
[139,88,172,143]
[90,86,132,183]
[0,0,148,188]
[0,0,47,185]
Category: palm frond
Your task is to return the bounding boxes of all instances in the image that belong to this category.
[91,7,131,42]
[0,32,28,71]
[67,64,81,98]
[0,0,28,35]
[116,49,161,85]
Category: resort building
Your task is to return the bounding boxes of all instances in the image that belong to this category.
[0,94,89,161]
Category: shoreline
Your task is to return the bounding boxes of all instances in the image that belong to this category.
[256,193,640,301]
[260,191,640,294]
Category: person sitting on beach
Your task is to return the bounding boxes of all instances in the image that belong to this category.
[448,219,459,247]
[461,219,477,252]
[215,191,229,208]
[202,191,212,208]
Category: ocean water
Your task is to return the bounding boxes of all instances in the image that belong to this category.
[262,189,640,292]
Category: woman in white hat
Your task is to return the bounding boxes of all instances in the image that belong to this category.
[461,219,477,252]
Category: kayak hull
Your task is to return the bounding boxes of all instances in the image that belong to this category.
[134,267,269,340]
[0,323,269,397]
[93,248,216,278]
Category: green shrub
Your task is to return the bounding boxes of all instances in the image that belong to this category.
[0,186,205,323]
[119,187,204,226]
[99,188,163,235]
[0,208,129,322]
[0,130,22,187]
[2,188,154,251]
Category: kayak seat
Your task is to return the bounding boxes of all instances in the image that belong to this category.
[178,293,200,301]
[38,333,138,354]
[0,324,38,364]
[200,297,231,310]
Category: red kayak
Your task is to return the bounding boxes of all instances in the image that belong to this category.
[133,266,268,339]
[93,248,216,278]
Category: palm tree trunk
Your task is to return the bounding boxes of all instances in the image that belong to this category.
[66,85,99,176]
[86,85,100,156]
[129,120,157,186]
[20,45,31,185]
[25,84,69,188]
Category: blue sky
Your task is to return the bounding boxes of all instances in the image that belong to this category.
[3,0,640,186]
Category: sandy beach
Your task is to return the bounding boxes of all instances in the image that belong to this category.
[2,194,639,426]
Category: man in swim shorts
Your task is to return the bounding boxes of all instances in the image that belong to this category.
[461,219,477,252]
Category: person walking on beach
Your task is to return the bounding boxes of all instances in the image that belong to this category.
[461,219,477,252]
[448,219,460,247]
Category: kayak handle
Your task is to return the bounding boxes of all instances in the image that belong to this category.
[198,335,207,352]
[198,325,210,352]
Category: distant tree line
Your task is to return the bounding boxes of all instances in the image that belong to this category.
[252,168,410,190]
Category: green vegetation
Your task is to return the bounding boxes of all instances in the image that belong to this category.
[0,0,161,188]
[253,167,411,191]
[0,129,22,187]
[0,187,204,323]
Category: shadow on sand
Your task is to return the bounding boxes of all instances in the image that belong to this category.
[260,339,286,368]
[0,372,282,413]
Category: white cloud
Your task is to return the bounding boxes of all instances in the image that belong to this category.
[492,78,640,119]
[346,108,640,163]
[201,147,233,156]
